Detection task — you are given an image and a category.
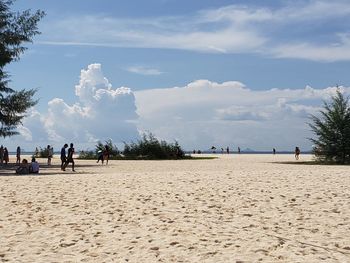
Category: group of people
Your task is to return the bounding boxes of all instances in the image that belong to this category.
[60,143,75,171]
[96,145,110,165]
[16,157,39,174]
[0,142,76,174]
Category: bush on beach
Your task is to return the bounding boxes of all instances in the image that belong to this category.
[123,133,184,160]
[79,133,185,160]
[37,147,49,158]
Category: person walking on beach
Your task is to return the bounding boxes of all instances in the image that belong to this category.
[226,146,230,154]
[60,144,68,170]
[103,145,110,165]
[0,145,4,164]
[295,147,300,160]
[273,148,276,155]
[97,150,104,164]
[16,146,21,164]
[65,143,75,172]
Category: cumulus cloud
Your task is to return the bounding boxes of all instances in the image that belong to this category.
[38,0,350,61]
[135,81,348,150]
[9,64,139,151]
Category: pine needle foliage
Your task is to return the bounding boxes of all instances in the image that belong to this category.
[123,133,184,159]
[0,0,45,137]
[309,89,350,164]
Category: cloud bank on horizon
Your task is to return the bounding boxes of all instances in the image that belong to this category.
[38,0,350,62]
[5,63,349,152]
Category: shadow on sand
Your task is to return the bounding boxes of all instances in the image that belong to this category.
[0,163,97,177]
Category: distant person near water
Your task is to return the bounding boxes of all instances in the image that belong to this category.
[238,147,241,154]
[226,146,230,154]
[60,144,68,170]
[16,146,21,164]
[273,148,276,155]
[295,147,300,160]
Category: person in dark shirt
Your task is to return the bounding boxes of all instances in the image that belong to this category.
[66,143,75,172]
[61,144,68,171]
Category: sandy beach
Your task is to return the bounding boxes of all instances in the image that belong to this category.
[0,154,349,262]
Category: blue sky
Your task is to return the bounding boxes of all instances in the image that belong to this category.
[4,0,350,151]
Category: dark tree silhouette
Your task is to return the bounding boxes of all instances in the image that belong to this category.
[0,0,45,137]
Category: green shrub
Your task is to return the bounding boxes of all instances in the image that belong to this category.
[78,150,96,159]
[37,147,49,158]
[309,89,350,164]
[123,133,184,159]
[79,134,185,160]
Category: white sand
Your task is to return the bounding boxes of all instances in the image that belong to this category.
[0,154,349,262]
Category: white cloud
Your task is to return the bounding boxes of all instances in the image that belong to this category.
[135,81,348,150]
[11,64,139,151]
[126,66,163,76]
[6,64,349,152]
[37,0,350,61]
[271,36,350,62]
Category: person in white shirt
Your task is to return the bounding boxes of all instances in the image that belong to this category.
[30,157,39,174]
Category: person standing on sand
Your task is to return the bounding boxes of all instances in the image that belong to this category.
[47,145,53,165]
[35,147,39,158]
[0,145,4,164]
[273,148,276,155]
[3,147,9,164]
[65,143,75,172]
[295,147,300,160]
[60,144,68,170]
[226,146,230,154]
[16,146,21,164]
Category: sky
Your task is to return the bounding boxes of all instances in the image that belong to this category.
[3,0,350,152]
